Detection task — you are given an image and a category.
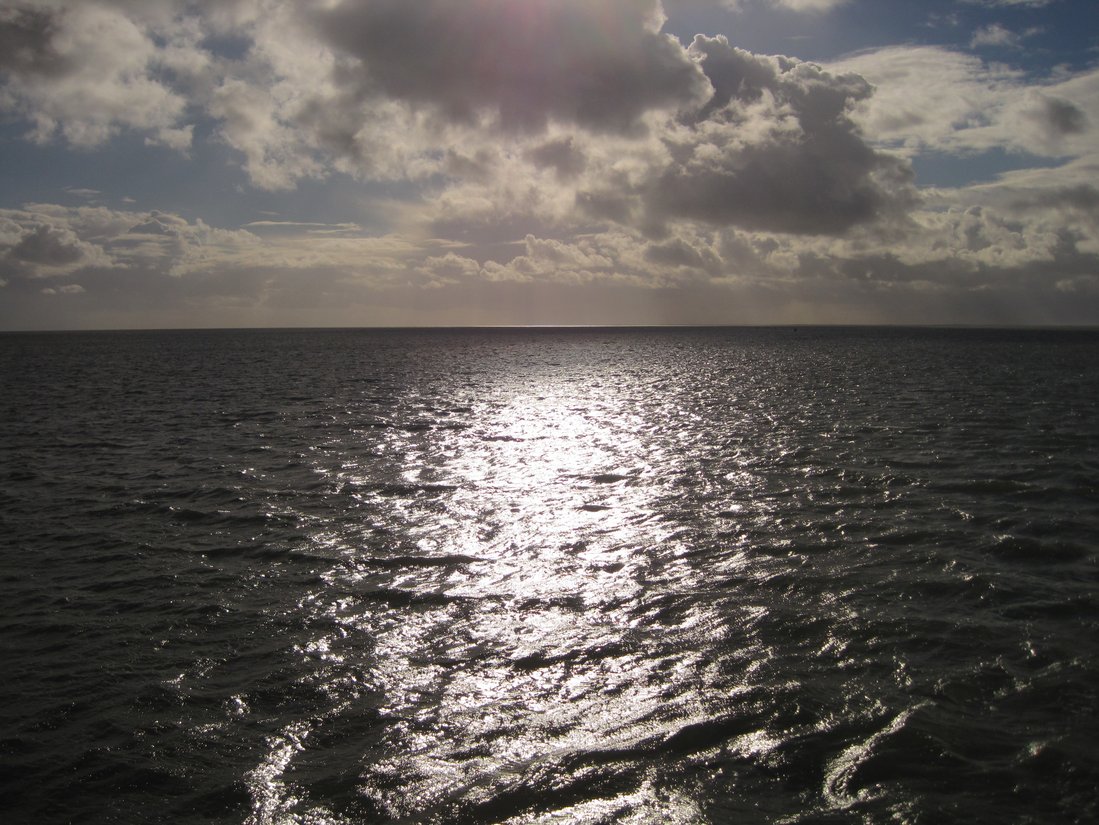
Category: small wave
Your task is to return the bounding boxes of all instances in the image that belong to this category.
[350,481,459,497]
[823,702,931,811]
[165,505,301,528]
[591,473,631,484]
[982,533,1090,564]
[927,478,1036,496]
[509,640,632,671]
[360,553,483,569]
[656,713,764,757]
[354,586,479,607]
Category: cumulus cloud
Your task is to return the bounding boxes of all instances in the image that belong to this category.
[0,3,190,147]
[10,223,89,266]
[640,36,915,234]
[310,0,706,133]
[208,77,325,190]
[398,33,919,240]
[0,211,113,279]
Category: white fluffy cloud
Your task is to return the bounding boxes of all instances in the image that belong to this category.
[0,3,190,147]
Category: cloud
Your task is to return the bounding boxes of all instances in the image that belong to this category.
[309,0,708,134]
[0,212,113,278]
[773,0,850,10]
[0,203,466,292]
[0,7,69,76]
[960,0,1054,7]
[407,34,919,240]
[829,46,1099,158]
[208,77,326,191]
[970,23,1021,48]
[11,223,91,265]
[640,36,915,235]
[525,137,587,180]
[8,159,1098,327]
[1011,183,1099,213]
[0,3,190,147]
[0,0,920,231]
[720,0,851,12]
[1023,94,1088,140]
[243,221,364,235]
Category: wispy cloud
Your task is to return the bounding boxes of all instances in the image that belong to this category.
[960,0,1055,7]
[830,46,1097,159]
[970,22,1043,49]
[243,221,364,234]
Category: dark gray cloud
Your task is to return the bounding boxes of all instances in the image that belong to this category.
[9,223,88,266]
[1010,184,1099,213]
[1027,95,1088,137]
[0,214,112,286]
[576,190,638,227]
[525,137,587,179]
[644,237,719,271]
[639,36,915,235]
[0,6,71,77]
[128,212,183,236]
[443,149,498,184]
[311,0,710,132]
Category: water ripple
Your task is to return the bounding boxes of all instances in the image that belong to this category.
[2,327,1097,823]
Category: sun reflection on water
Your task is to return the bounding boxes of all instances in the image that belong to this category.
[244,346,773,823]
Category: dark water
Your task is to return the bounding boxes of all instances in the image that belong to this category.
[1,327,1097,824]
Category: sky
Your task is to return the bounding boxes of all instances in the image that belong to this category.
[1,0,1097,329]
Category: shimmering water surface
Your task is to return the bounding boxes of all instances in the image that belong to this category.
[1,327,1097,824]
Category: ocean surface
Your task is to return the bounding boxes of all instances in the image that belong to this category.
[1,326,1097,824]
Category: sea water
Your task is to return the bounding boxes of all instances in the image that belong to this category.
[1,327,1097,823]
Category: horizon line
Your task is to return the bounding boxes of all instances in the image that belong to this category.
[4,322,1099,335]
